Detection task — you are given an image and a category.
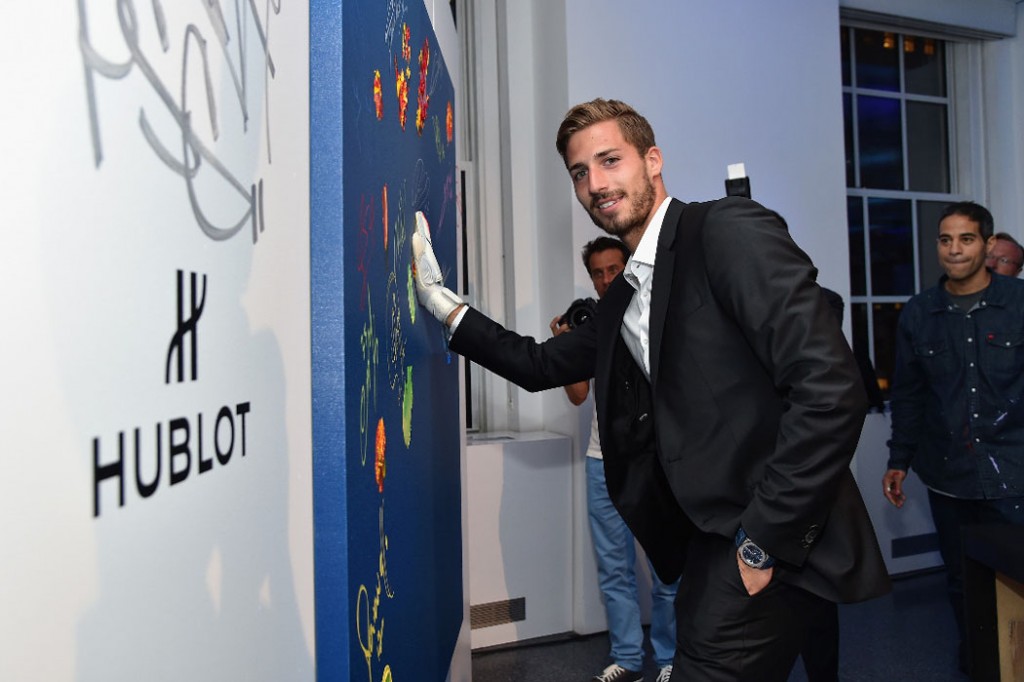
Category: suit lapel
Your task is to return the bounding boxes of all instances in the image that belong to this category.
[648,199,685,387]
[594,275,634,438]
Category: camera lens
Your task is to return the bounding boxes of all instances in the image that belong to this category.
[560,298,597,329]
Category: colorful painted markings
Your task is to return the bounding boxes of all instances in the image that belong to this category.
[375,418,386,492]
[393,56,410,130]
[357,11,457,678]
[415,39,429,135]
[356,504,394,682]
[374,70,384,120]
[402,366,413,447]
[371,23,452,140]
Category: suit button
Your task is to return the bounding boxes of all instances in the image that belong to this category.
[801,525,820,548]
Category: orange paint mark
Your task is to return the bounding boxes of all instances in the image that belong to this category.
[373,70,384,120]
[394,57,409,130]
[446,101,453,144]
[374,418,386,493]
[415,39,430,135]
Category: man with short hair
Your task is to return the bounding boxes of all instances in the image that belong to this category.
[884,201,1024,674]
[413,98,888,681]
[985,231,1023,277]
[550,236,677,682]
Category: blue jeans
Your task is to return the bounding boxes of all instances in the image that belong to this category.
[587,456,678,670]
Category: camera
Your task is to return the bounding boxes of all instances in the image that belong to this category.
[558,297,597,329]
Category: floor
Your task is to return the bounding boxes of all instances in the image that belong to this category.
[471,569,969,681]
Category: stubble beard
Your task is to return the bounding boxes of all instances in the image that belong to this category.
[588,175,656,240]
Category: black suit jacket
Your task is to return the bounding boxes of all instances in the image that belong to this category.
[450,197,889,603]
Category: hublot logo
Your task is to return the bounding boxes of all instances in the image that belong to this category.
[92,271,252,518]
[166,270,206,383]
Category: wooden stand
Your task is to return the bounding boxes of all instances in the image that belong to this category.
[964,524,1024,681]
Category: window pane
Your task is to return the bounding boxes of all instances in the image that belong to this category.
[841,27,851,87]
[858,96,904,189]
[852,302,886,403]
[917,200,949,289]
[852,302,869,359]
[868,198,914,295]
[872,302,904,396]
[848,196,866,295]
[904,36,945,96]
[855,29,900,92]
[843,94,854,186]
[907,102,949,193]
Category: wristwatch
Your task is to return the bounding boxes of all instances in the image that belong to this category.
[735,527,775,569]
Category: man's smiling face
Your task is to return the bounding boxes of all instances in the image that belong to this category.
[565,120,662,247]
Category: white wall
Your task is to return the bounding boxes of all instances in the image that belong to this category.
[983,7,1024,237]
[479,0,856,437]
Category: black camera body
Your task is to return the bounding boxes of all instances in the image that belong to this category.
[559,297,598,329]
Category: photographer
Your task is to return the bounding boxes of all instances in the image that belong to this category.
[549,236,678,682]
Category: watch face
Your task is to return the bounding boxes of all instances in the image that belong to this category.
[741,541,766,567]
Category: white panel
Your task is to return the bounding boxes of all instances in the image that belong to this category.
[0,3,313,680]
[853,414,943,575]
[983,9,1024,239]
[467,432,573,647]
[563,0,854,331]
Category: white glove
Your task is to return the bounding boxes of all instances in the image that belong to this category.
[411,211,464,323]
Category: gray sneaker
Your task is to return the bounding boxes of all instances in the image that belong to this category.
[591,663,643,682]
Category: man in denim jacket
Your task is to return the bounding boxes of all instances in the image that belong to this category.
[884,201,1024,673]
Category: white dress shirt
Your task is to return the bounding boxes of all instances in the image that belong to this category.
[621,196,673,380]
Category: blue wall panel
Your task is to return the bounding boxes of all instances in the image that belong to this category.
[312,1,462,679]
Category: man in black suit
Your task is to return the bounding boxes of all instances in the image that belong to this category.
[412,98,889,681]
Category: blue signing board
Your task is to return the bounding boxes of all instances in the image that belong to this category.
[311,1,462,681]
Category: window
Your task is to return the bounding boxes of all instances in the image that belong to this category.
[841,26,963,397]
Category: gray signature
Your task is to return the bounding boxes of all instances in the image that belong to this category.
[77,0,281,243]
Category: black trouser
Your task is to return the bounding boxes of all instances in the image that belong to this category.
[799,600,839,682]
[927,490,1024,669]
[669,532,837,682]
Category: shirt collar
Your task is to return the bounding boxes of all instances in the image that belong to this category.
[927,272,1015,312]
[627,196,673,271]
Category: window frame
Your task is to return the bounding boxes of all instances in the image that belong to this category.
[841,23,983,398]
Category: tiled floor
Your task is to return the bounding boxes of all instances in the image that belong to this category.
[472,569,969,681]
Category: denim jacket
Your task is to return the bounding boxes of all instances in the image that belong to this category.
[887,273,1024,498]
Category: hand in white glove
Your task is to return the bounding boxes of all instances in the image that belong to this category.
[411,211,464,324]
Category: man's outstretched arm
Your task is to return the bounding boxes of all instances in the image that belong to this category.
[411,211,596,391]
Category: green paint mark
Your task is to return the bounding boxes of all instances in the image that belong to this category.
[403,366,414,447]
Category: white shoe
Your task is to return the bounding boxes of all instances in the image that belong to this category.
[591,663,643,682]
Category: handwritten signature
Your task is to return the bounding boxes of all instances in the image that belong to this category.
[77,0,280,243]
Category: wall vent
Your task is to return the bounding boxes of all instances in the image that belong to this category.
[470,597,526,629]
